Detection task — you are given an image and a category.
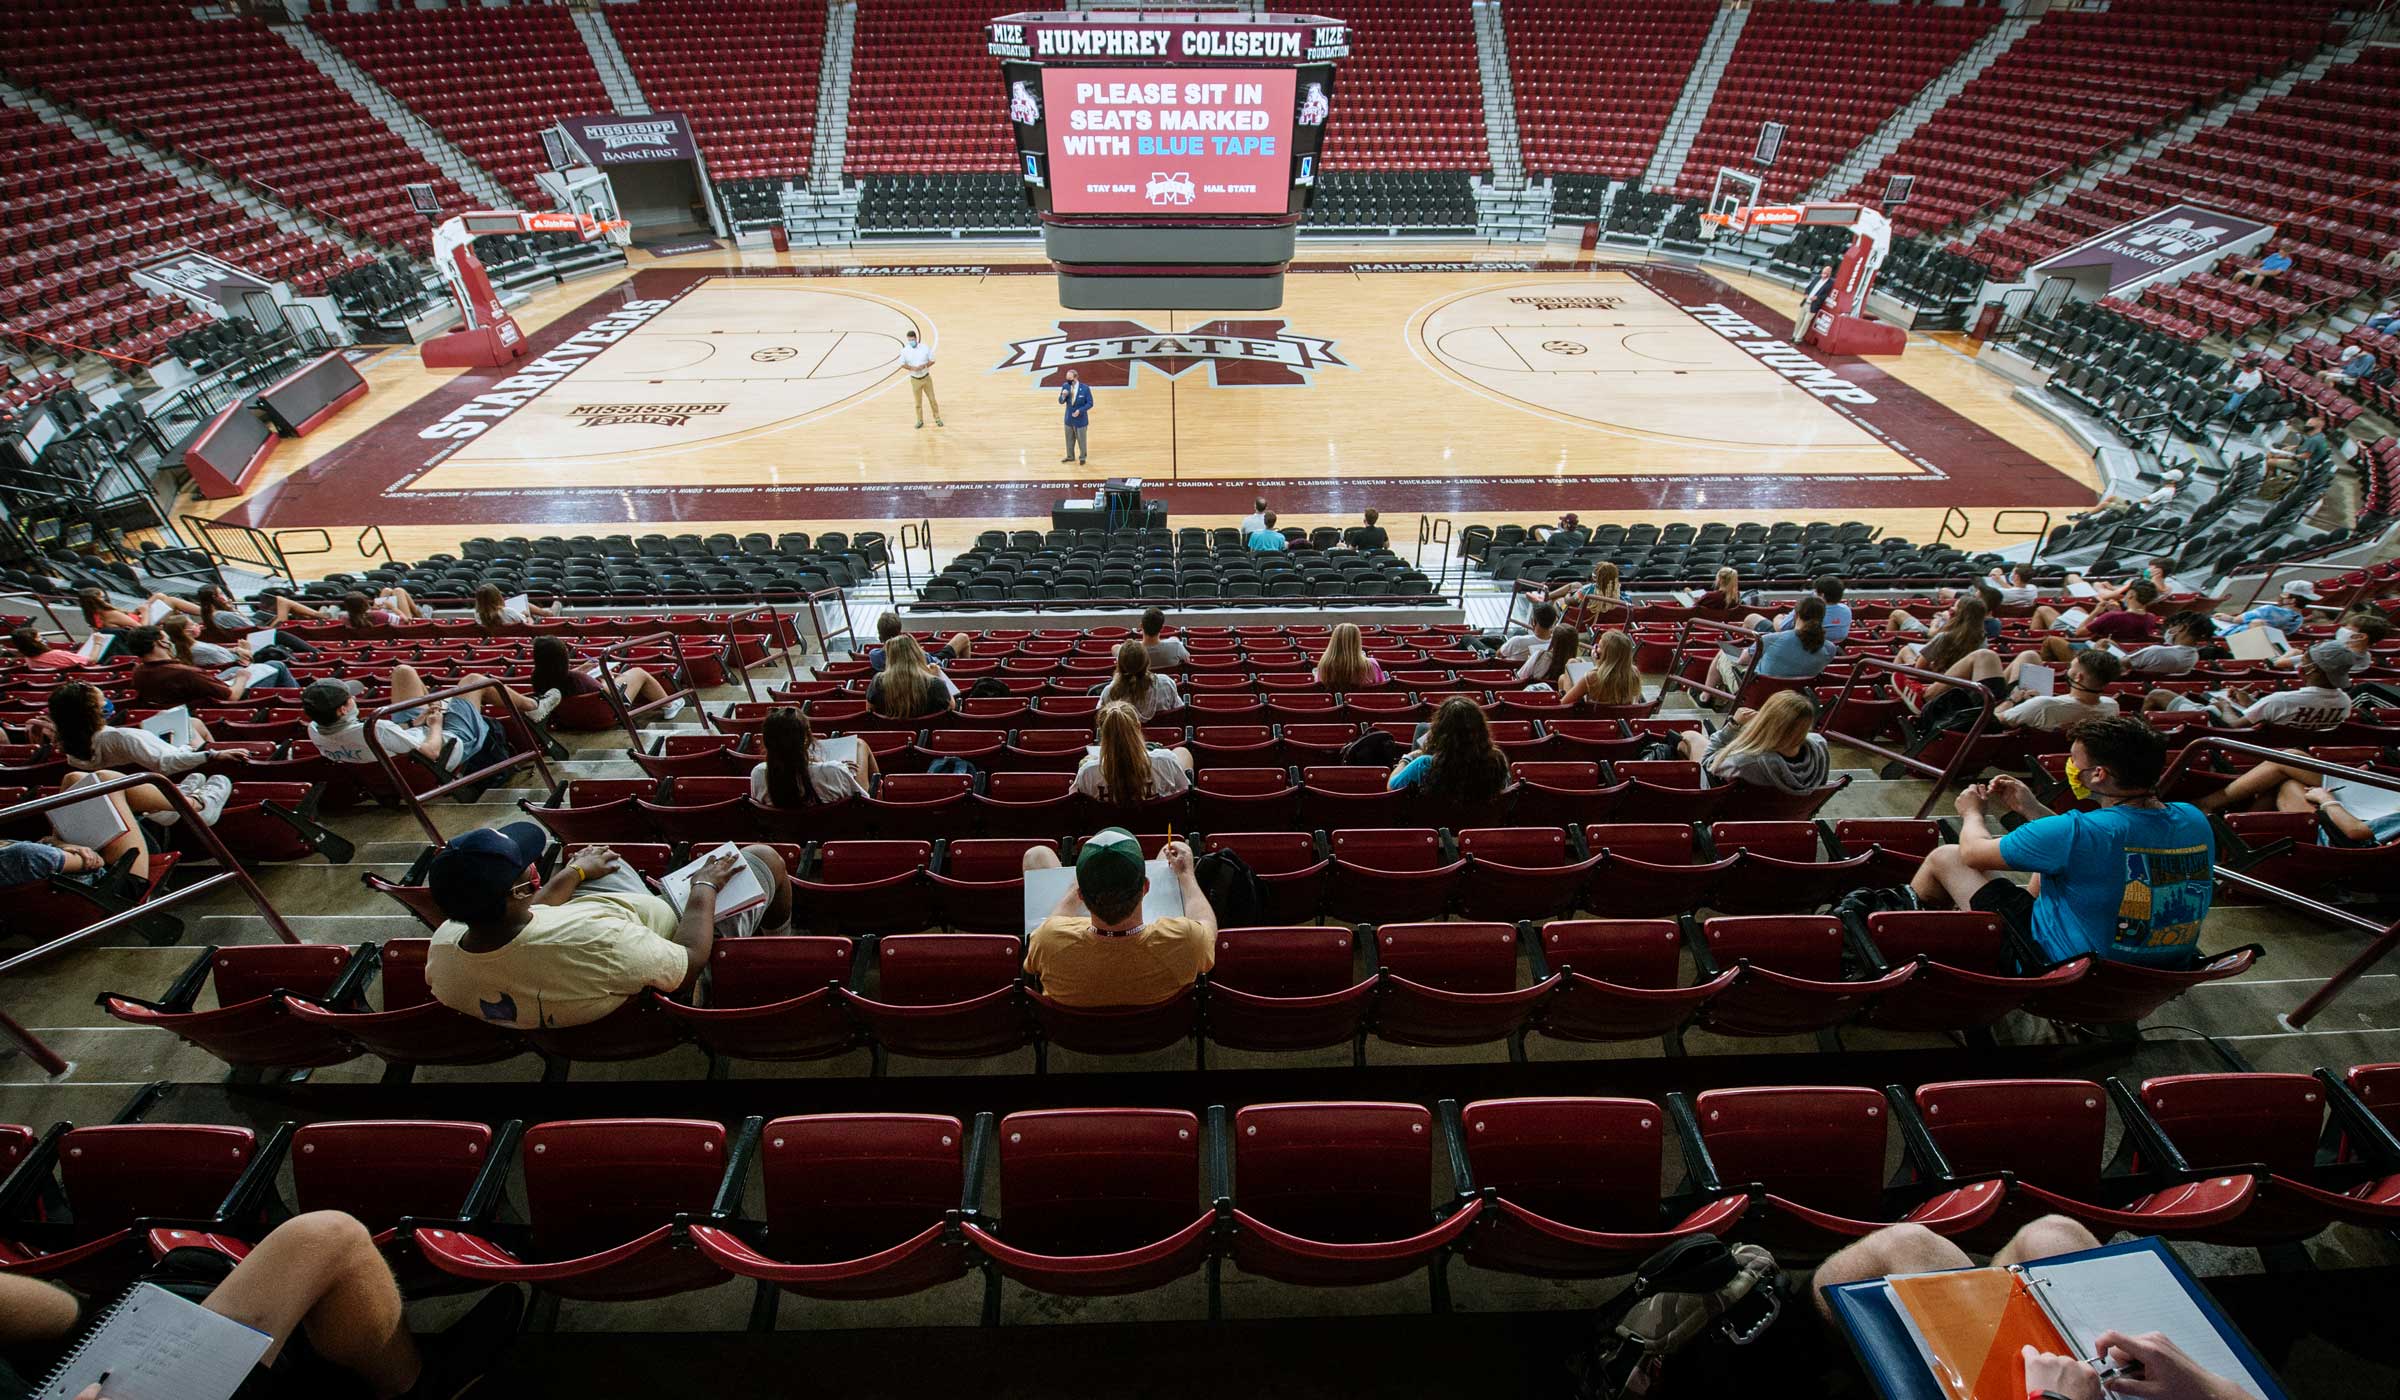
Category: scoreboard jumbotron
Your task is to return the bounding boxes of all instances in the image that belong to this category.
[989,10,1349,309]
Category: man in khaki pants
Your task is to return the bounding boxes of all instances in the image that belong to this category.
[901,328,942,429]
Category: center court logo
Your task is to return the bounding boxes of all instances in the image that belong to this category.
[997,319,1350,388]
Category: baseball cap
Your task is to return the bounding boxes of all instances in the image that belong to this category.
[2161,469,2185,483]
[427,821,549,924]
[1074,827,1148,907]
[2282,580,2321,600]
[300,679,354,726]
[2307,641,2359,686]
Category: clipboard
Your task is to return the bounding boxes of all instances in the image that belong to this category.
[138,705,194,749]
[2017,664,2056,697]
[2225,627,2287,661]
[1827,1236,2286,1400]
[658,842,768,919]
[47,790,131,850]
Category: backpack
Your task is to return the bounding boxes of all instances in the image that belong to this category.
[1192,847,1263,928]
[1341,729,1407,767]
[926,755,981,779]
[967,677,1013,699]
[1569,1237,1786,1399]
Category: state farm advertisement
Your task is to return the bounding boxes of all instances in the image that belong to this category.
[1042,67,1296,216]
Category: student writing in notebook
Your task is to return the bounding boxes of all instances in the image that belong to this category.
[0,1211,519,1399]
[2020,1333,2255,1400]
[1021,829,1216,1007]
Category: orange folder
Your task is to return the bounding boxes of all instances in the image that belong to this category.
[1888,1267,2073,1400]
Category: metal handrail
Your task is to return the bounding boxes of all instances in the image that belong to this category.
[0,772,302,1075]
[364,678,560,845]
[717,601,795,703]
[1932,506,1971,549]
[802,586,856,661]
[2226,560,2366,612]
[594,630,711,749]
[0,590,80,643]
[182,515,294,582]
[1992,509,2053,562]
[1823,653,2001,820]
[2156,735,2400,1029]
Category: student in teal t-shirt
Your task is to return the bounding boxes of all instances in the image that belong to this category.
[1900,715,2213,968]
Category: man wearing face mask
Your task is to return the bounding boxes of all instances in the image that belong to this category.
[1058,367,1092,464]
[1884,716,2215,968]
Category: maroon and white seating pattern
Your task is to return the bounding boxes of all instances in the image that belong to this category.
[1672,0,1998,204]
[0,0,468,257]
[1504,0,1718,180]
[1312,1,1487,172]
[1842,0,2336,239]
[844,0,1014,175]
[604,0,824,184]
[310,5,612,207]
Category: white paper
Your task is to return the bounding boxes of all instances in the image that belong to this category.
[658,841,768,919]
[504,593,530,617]
[2025,1252,2268,1400]
[1023,859,1184,935]
[138,706,193,749]
[2066,580,2100,599]
[2226,628,2286,661]
[2018,664,2056,697]
[75,633,111,662]
[245,629,275,654]
[1671,589,1696,607]
[47,791,130,849]
[1565,658,1595,685]
[2326,776,2400,825]
[2055,608,2090,631]
[215,663,277,687]
[142,598,172,624]
[812,735,860,767]
[36,1282,274,1400]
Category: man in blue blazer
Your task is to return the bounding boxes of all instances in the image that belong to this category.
[1059,368,1092,464]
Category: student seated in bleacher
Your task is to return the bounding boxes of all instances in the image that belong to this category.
[751,706,873,806]
[1476,601,1560,662]
[76,587,142,636]
[867,611,971,671]
[2190,748,2400,842]
[1095,639,1184,720]
[1888,582,2004,641]
[2194,641,2356,731]
[1888,716,2213,969]
[150,583,325,652]
[1513,624,1581,687]
[2,773,150,884]
[1697,566,1743,614]
[161,614,286,682]
[125,625,290,705]
[1071,701,1195,802]
[1679,690,1829,794]
[1547,559,1625,617]
[1316,622,1391,691]
[49,679,245,789]
[1343,507,1389,550]
[2073,557,2185,609]
[1388,697,1511,802]
[339,588,426,629]
[1246,511,1290,552]
[530,634,683,723]
[1708,594,1837,697]
[1893,596,1995,703]
[469,582,559,630]
[865,634,956,721]
[1985,563,2040,609]
[2027,580,2164,640]
[302,667,528,776]
[1560,629,1646,709]
[2213,578,2320,635]
[2100,612,2217,679]
[1745,574,1852,642]
[7,627,81,670]
[1021,829,1217,1007]
[423,825,790,1029]
[1992,649,2125,732]
[2270,607,2390,670]
[1138,606,1189,669]
[1813,1215,2100,1325]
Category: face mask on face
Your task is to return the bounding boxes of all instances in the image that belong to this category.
[100,698,115,721]
[2064,758,2093,800]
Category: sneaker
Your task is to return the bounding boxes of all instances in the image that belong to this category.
[657,696,688,722]
[935,417,944,427]
[189,773,232,826]
[398,1285,524,1400]
[529,689,562,722]
[915,420,925,429]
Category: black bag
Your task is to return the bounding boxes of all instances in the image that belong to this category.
[1570,1236,1786,1400]
[926,754,981,778]
[1632,737,1684,762]
[1340,729,1407,767]
[967,677,1012,699]
[1192,847,1263,928]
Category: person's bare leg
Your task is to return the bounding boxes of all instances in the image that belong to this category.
[1950,650,2005,683]
[946,632,972,660]
[1814,1223,1971,1323]
[188,717,216,746]
[2031,606,2061,629]
[615,667,669,708]
[382,587,422,621]
[0,1270,82,1345]
[1678,730,1708,763]
[851,741,880,787]
[385,663,427,705]
[738,844,792,934]
[1169,745,1196,776]
[270,596,330,623]
[199,1211,419,1397]
[2195,756,2320,813]
[1991,1215,2100,1267]
[1910,843,1999,909]
[1022,845,1062,873]
[58,771,149,879]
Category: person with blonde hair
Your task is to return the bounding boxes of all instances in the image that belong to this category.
[1071,701,1195,802]
[1560,628,1645,708]
[1548,560,1623,616]
[1096,639,1183,720]
[1314,622,1387,690]
[1680,690,1829,794]
[866,633,957,720]
[1700,566,1742,613]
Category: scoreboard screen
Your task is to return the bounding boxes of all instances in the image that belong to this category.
[1039,68,1297,216]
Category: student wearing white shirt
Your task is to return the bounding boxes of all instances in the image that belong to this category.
[749,708,872,806]
[1994,651,2123,732]
[471,583,558,631]
[2207,643,2357,730]
[1986,564,2040,609]
[900,328,942,429]
[44,681,236,826]
[1071,702,1194,803]
[1093,640,1182,721]
[1485,602,1559,660]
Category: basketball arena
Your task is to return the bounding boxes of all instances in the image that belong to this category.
[2,2,2399,1396]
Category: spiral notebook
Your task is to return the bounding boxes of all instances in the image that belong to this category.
[36,1282,273,1399]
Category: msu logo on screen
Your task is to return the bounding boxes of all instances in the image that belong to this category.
[1009,81,1041,125]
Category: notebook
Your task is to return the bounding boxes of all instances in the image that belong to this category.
[1564,658,1595,686]
[1671,589,1697,608]
[1881,1245,2272,1400]
[245,629,276,654]
[2053,607,2090,632]
[34,1281,274,1400]
[138,705,194,749]
[1022,859,1185,934]
[2326,774,2400,824]
[2017,664,2055,698]
[142,598,172,624]
[504,593,531,617]
[658,842,768,919]
[47,790,131,850]
[75,633,112,663]
[2065,579,2100,600]
[813,734,861,767]
[216,662,279,687]
[2225,627,2287,661]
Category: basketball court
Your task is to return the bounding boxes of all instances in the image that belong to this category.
[190,243,2099,570]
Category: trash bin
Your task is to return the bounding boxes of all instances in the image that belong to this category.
[771,224,790,253]
[1581,221,1600,252]
[1971,302,2003,342]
